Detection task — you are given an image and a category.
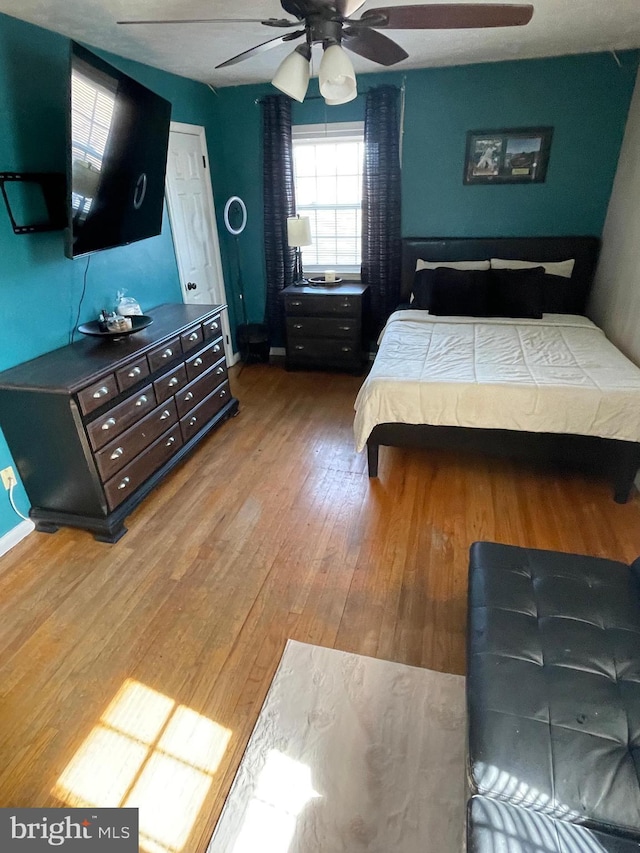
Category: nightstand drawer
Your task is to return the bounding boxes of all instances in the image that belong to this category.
[86,385,156,451]
[288,339,359,361]
[286,317,359,339]
[284,294,360,316]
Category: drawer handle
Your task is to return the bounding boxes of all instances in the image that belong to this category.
[135,395,148,407]
[193,357,203,367]
[220,389,227,398]
[216,366,225,375]
[161,347,174,359]
[210,321,219,331]
[117,476,130,490]
[213,345,221,353]
[294,345,304,351]
[339,325,352,331]
[166,436,176,447]
[293,324,303,330]
[101,417,117,431]
[188,331,199,342]
[127,366,142,378]
[168,378,179,388]
[341,346,352,352]
[160,410,172,420]
[189,416,197,426]
[92,386,110,399]
[184,392,194,402]
[340,301,352,308]
[290,301,302,307]
[110,447,124,460]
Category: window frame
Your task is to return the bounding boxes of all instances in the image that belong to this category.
[292,121,365,277]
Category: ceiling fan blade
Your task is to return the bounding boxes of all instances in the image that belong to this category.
[361,4,534,29]
[215,31,306,69]
[117,17,299,27]
[342,27,408,66]
[336,0,367,16]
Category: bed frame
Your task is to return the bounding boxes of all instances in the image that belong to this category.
[366,236,640,503]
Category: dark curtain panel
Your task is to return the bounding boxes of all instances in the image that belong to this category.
[361,85,402,335]
[262,94,297,346]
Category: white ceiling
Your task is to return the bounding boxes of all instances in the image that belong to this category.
[1,0,640,87]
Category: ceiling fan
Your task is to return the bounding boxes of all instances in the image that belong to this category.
[118,1,534,104]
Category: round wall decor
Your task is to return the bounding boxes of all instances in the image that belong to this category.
[223,196,247,235]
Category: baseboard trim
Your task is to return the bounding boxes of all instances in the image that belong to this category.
[0,518,35,558]
[227,350,241,367]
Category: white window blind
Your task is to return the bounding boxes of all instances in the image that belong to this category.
[292,121,364,273]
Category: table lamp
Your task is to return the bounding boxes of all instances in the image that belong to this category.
[287,215,312,285]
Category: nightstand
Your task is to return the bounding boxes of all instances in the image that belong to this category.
[282,283,370,373]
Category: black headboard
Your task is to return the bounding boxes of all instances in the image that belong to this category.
[401,236,600,314]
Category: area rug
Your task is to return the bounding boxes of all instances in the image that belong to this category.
[207,640,466,853]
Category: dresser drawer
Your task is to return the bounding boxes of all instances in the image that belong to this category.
[180,324,204,353]
[94,399,178,482]
[286,317,359,339]
[86,385,156,451]
[180,381,231,443]
[78,374,118,416]
[115,356,150,393]
[147,336,181,373]
[175,361,227,417]
[104,424,183,511]
[186,339,225,382]
[202,314,223,340]
[288,338,359,362]
[154,363,188,404]
[284,294,360,316]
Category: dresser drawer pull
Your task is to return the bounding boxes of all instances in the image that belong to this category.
[294,345,304,351]
[135,395,148,407]
[127,366,142,378]
[213,344,221,353]
[161,347,174,359]
[209,321,219,331]
[168,378,179,388]
[188,331,199,342]
[341,346,353,353]
[184,392,194,402]
[216,366,225,375]
[290,300,302,307]
[193,357,204,367]
[340,301,352,308]
[189,416,197,426]
[110,447,124,460]
[293,323,303,329]
[92,386,110,399]
[166,436,176,447]
[159,410,172,420]
[101,417,117,431]
[219,389,227,398]
[117,476,130,490]
[339,325,352,331]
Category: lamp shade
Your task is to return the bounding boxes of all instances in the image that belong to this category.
[287,216,312,247]
[272,47,311,103]
[319,44,357,103]
[324,88,358,106]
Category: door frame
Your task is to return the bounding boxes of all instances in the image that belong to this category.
[166,121,236,365]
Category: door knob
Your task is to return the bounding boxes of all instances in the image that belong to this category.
[187,282,197,291]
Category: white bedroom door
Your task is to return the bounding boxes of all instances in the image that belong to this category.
[165,122,233,363]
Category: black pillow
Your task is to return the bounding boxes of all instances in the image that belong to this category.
[489,267,545,319]
[429,268,491,317]
[411,268,438,310]
[542,273,582,314]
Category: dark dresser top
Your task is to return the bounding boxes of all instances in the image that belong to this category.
[282,283,368,297]
[0,303,224,394]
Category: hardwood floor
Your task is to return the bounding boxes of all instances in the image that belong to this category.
[1,362,640,852]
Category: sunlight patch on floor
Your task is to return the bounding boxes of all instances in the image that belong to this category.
[53,679,231,853]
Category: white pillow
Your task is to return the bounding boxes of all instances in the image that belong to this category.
[490,257,575,278]
[415,259,490,272]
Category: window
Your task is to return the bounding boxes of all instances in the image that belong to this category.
[292,121,364,274]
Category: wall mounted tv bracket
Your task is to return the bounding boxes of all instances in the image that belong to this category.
[0,172,66,234]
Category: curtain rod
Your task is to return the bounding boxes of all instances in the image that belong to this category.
[254,84,400,105]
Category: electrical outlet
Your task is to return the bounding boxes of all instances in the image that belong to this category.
[1,466,16,490]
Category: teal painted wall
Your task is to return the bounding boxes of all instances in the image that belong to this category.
[0,13,230,539]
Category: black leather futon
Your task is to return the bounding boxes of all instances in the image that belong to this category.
[467,541,640,853]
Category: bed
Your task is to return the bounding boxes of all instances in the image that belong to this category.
[356,236,640,502]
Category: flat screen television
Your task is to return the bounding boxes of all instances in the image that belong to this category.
[66,42,172,259]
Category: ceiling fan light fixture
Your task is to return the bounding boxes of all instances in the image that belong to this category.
[272,44,311,102]
[324,88,358,106]
[319,44,357,104]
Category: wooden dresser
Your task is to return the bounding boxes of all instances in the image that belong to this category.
[282,282,369,373]
[0,303,238,542]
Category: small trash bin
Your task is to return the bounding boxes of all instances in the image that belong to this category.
[237,323,269,364]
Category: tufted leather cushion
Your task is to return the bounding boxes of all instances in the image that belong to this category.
[467,542,640,839]
[468,797,640,853]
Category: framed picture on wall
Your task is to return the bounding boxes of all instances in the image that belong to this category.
[464,127,553,184]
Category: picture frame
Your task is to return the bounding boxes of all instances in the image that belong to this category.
[463,127,553,185]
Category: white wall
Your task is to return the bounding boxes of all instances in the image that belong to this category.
[590,67,640,364]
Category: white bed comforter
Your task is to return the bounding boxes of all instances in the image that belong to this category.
[353,310,640,452]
